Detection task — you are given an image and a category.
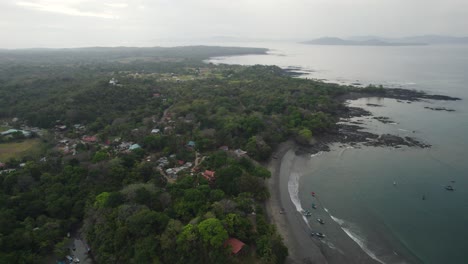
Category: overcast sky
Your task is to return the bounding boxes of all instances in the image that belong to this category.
[1,0,467,48]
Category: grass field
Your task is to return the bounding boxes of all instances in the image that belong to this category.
[0,126,10,132]
[0,139,43,161]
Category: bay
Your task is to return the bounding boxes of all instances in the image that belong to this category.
[209,42,468,263]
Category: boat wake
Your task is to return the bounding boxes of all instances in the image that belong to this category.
[324,208,386,264]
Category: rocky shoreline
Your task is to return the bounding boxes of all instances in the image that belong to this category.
[296,88,461,154]
[343,88,461,102]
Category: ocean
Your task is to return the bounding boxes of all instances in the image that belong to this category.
[207,42,468,263]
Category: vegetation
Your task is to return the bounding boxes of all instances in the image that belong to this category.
[0,138,43,161]
[0,46,351,263]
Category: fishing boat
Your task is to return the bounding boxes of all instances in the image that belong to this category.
[310,232,325,238]
[301,210,312,217]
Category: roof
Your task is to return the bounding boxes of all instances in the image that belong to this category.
[219,146,229,151]
[83,136,97,143]
[234,149,247,156]
[224,238,245,255]
[129,144,141,150]
[1,129,18,135]
[1,129,31,137]
[187,141,196,147]
[203,170,215,181]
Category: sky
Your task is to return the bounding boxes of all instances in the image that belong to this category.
[1,0,468,48]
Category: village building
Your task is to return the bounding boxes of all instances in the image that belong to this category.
[234,149,247,157]
[186,141,196,149]
[219,145,229,151]
[109,78,118,86]
[59,139,69,145]
[202,170,215,181]
[129,144,141,151]
[55,125,67,131]
[1,129,32,137]
[164,126,173,134]
[82,136,97,143]
[224,238,246,255]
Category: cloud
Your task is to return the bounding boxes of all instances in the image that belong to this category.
[16,0,118,19]
[2,0,468,48]
[104,3,128,9]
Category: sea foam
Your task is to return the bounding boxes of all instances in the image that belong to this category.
[325,209,386,264]
[287,172,303,213]
[311,151,323,157]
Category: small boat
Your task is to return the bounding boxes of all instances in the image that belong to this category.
[445,185,454,191]
[317,218,325,224]
[310,232,325,238]
[312,203,317,209]
[393,181,397,186]
[301,210,312,217]
[311,192,316,197]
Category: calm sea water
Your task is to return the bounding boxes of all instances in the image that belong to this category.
[209,42,468,264]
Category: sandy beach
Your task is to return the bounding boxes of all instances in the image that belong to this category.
[265,141,380,264]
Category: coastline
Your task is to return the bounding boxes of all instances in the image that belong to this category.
[266,140,379,264]
[263,88,458,263]
[214,47,466,264]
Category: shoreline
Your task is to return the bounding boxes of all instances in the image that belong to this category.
[266,141,379,264]
[264,88,458,263]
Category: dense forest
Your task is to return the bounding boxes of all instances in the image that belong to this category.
[0,46,352,263]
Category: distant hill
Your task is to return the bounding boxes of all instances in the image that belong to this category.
[301,37,425,46]
[396,35,468,45]
[303,35,468,46]
[0,46,268,65]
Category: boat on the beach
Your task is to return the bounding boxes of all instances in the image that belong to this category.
[310,232,325,238]
[316,218,325,224]
[445,185,454,191]
[301,210,312,217]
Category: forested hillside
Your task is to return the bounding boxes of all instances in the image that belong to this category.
[0,46,350,263]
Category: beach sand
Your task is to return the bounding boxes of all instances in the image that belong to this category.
[265,141,380,264]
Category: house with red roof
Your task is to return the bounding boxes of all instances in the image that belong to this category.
[224,238,246,255]
[202,170,215,181]
[83,136,97,143]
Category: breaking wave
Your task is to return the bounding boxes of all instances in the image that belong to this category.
[288,172,303,213]
[311,151,323,157]
[325,208,386,264]
[287,172,311,225]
